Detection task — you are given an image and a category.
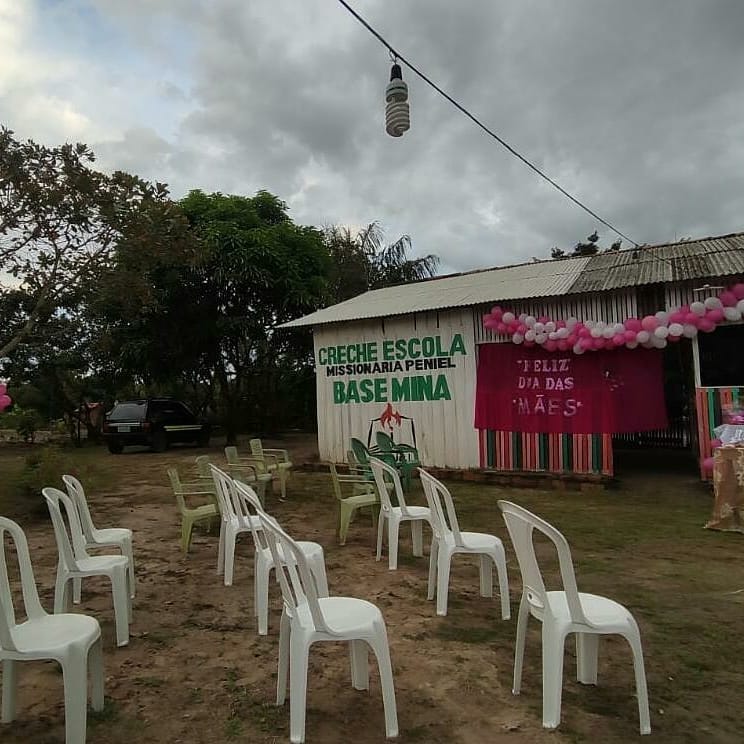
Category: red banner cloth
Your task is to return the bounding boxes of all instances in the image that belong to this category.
[474,344,668,434]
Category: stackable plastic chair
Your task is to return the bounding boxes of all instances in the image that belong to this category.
[231,478,329,635]
[210,464,263,586]
[419,469,510,618]
[329,462,379,545]
[43,488,132,647]
[1,517,104,744]
[249,439,292,500]
[167,467,219,554]
[375,431,421,492]
[224,446,273,503]
[258,511,398,744]
[498,500,651,735]
[62,475,135,602]
[369,457,432,569]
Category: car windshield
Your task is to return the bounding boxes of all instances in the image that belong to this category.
[108,403,146,421]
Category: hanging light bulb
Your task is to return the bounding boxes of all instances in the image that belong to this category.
[385,61,410,137]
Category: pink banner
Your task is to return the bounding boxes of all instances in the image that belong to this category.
[474,344,668,434]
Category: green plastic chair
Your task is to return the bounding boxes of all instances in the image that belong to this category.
[249,438,292,500]
[375,431,421,492]
[329,462,380,545]
[167,467,220,554]
[224,446,273,504]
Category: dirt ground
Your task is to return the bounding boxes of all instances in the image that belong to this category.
[2,433,743,744]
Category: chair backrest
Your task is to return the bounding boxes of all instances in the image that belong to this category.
[328,462,344,501]
[418,469,464,546]
[369,456,410,515]
[224,446,240,466]
[375,431,395,451]
[350,438,370,465]
[194,455,211,479]
[210,464,237,520]
[249,438,263,458]
[0,517,46,651]
[497,500,587,625]
[167,467,187,513]
[43,486,89,572]
[62,474,97,541]
[256,510,333,635]
[233,480,269,551]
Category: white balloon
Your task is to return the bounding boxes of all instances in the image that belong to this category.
[626,340,639,349]
[602,327,614,339]
[653,337,668,348]
[595,321,606,331]
[613,323,625,335]
[590,327,602,338]
[558,327,570,339]
[704,296,723,310]
[566,317,578,330]
[548,331,557,340]
[737,299,744,314]
[637,330,650,343]
[668,322,684,337]
[535,333,548,344]
[534,322,544,333]
[524,315,536,328]
[518,313,528,323]
[502,311,516,324]
[573,343,585,355]
[512,332,524,344]
[524,329,536,342]
[654,310,669,324]
[682,324,698,338]
[691,301,706,316]
[724,306,742,322]
[544,321,556,333]
[654,326,669,339]
[584,320,596,329]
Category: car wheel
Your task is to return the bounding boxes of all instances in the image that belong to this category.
[107,441,124,454]
[152,430,169,452]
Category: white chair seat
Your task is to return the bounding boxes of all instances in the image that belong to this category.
[75,555,129,574]
[313,596,382,635]
[453,531,502,552]
[543,591,637,631]
[10,614,100,654]
[391,505,430,519]
[91,527,132,544]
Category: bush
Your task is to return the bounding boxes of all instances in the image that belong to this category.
[2,406,45,443]
[14,446,66,517]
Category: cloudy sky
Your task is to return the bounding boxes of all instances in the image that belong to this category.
[2,0,743,273]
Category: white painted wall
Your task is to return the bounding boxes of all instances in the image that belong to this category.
[313,309,480,468]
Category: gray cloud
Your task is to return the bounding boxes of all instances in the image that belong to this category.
[5,0,744,273]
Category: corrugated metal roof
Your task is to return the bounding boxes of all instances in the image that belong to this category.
[568,233,744,293]
[281,231,744,328]
[281,255,592,328]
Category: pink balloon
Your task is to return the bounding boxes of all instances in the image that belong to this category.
[669,311,685,324]
[668,333,681,342]
[490,306,503,319]
[707,308,724,323]
[733,283,744,300]
[516,323,527,334]
[545,340,558,352]
[594,338,606,350]
[624,318,642,332]
[0,383,5,396]
[703,456,715,474]
[484,318,498,329]
[579,337,592,350]
[556,319,567,329]
[711,438,723,450]
[612,333,625,346]
[537,316,550,324]
[719,291,738,307]
[0,394,11,411]
[496,322,508,334]
[641,315,659,332]
[699,318,716,333]
[557,340,568,351]
[566,334,577,346]
[578,327,591,339]
[684,312,699,326]
[623,329,637,342]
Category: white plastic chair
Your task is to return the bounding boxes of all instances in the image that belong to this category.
[258,511,398,744]
[250,438,292,500]
[210,464,263,586]
[418,469,510,619]
[1,516,104,744]
[497,500,651,735]
[62,475,135,603]
[214,468,328,635]
[43,488,132,647]
[369,456,432,570]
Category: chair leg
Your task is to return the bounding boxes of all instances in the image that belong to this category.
[73,577,82,605]
[339,504,353,545]
[513,593,529,695]
[388,518,400,570]
[111,566,130,647]
[625,630,651,735]
[375,513,385,562]
[576,633,599,685]
[479,554,493,597]
[427,538,438,601]
[369,629,399,739]
[276,611,291,706]
[224,529,237,587]
[279,471,288,500]
[1,659,17,723]
[216,522,226,574]
[89,638,105,712]
[493,550,511,620]
[182,518,195,554]
[289,634,310,744]
[256,562,270,636]
[541,624,566,729]
[411,520,423,557]
[349,640,369,691]
[61,652,88,744]
[123,538,136,599]
[435,549,452,616]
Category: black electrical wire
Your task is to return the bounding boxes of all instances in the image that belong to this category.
[336,0,640,248]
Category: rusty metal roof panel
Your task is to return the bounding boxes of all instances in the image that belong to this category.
[280,255,592,328]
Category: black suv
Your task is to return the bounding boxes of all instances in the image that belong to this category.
[102,398,211,454]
